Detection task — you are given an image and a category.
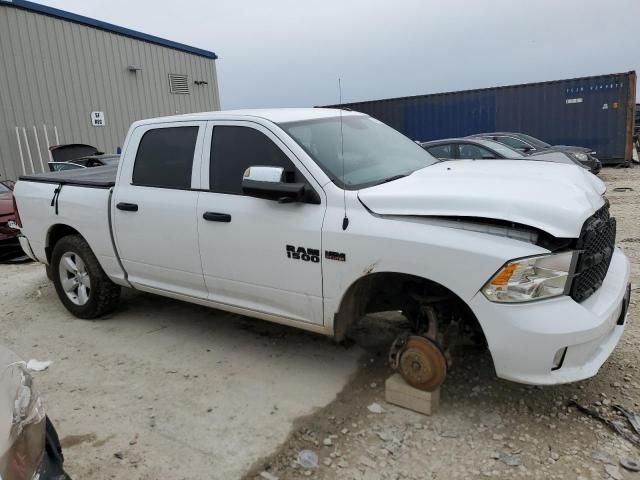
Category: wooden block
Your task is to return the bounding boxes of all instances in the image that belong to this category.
[385,373,439,416]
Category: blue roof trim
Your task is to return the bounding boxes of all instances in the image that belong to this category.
[1,0,217,59]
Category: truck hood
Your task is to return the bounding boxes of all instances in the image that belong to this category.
[358,160,606,238]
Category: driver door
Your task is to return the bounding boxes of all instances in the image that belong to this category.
[197,121,326,325]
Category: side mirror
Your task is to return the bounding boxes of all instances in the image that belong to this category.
[241,166,306,203]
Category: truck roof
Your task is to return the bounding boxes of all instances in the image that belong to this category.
[134,108,365,126]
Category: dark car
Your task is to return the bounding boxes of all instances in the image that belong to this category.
[0,180,21,260]
[48,144,120,172]
[468,132,601,174]
[0,346,71,479]
[421,138,588,169]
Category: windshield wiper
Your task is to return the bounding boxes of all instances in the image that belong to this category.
[378,173,408,185]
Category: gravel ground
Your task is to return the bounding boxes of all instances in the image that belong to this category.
[246,165,640,480]
[1,165,639,479]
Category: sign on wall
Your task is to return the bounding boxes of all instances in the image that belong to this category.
[91,111,105,127]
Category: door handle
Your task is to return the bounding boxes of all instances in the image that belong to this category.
[203,212,231,223]
[116,202,138,212]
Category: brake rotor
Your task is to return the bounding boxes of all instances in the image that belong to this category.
[398,336,447,391]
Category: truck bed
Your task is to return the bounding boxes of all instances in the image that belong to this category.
[19,164,117,188]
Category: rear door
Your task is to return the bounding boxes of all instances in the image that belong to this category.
[197,121,326,325]
[113,121,207,298]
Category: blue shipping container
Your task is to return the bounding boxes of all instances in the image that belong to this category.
[326,71,636,164]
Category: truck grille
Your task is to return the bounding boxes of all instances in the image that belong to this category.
[570,203,616,302]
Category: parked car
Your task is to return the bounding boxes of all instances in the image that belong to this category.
[1,180,15,190]
[0,180,21,260]
[469,132,601,174]
[14,109,630,391]
[48,143,119,172]
[0,345,70,479]
[421,138,588,169]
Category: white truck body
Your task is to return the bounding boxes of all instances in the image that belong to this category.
[14,108,631,385]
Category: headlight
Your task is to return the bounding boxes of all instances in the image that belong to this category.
[482,251,576,303]
[0,362,46,480]
[573,152,588,162]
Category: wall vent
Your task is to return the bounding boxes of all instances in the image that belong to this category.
[169,74,189,94]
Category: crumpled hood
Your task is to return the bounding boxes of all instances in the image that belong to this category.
[358,160,606,238]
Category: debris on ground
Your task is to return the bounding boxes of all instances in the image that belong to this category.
[495,451,522,467]
[366,402,384,414]
[296,450,318,469]
[620,458,640,472]
[605,464,624,480]
[613,404,640,434]
[259,472,279,480]
[26,359,52,371]
[568,401,640,448]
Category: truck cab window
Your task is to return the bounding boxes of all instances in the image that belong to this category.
[210,126,303,195]
[132,126,198,189]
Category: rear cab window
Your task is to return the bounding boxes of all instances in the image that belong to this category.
[133,126,199,189]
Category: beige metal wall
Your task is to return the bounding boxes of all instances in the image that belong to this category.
[0,5,220,180]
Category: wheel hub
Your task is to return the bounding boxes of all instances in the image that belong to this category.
[397,336,447,391]
[59,252,91,306]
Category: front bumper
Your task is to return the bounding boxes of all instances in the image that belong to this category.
[469,248,630,385]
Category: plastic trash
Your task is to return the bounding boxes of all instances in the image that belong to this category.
[26,359,52,371]
[297,449,318,469]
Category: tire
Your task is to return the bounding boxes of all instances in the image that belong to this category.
[51,234,121,319]
[45,264,53,281]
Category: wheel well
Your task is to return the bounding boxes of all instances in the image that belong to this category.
[45,224,81,264]
[333,272,484,344]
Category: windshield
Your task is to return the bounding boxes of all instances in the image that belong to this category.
[279,115,438,189]
[474,139,526,158]
[517,133,551,149]
[0,183,10,194]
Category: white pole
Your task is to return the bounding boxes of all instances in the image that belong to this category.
[22,127,35,174]
[32,126,45,172]
[15,127,26,175]
[43,125,53,162]
[54,126,60,145]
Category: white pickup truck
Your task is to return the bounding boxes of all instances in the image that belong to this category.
[13,109,631,390]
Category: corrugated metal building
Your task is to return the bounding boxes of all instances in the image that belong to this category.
[327,72,636,164]
[0,0,220,180]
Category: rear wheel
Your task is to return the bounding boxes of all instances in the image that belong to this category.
[51,235,120,319]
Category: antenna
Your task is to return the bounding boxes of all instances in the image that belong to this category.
[339,78,349,231]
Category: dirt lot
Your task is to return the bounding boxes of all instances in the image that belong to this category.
[1,166,639,479]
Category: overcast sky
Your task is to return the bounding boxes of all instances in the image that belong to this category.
[39,0,639,110]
